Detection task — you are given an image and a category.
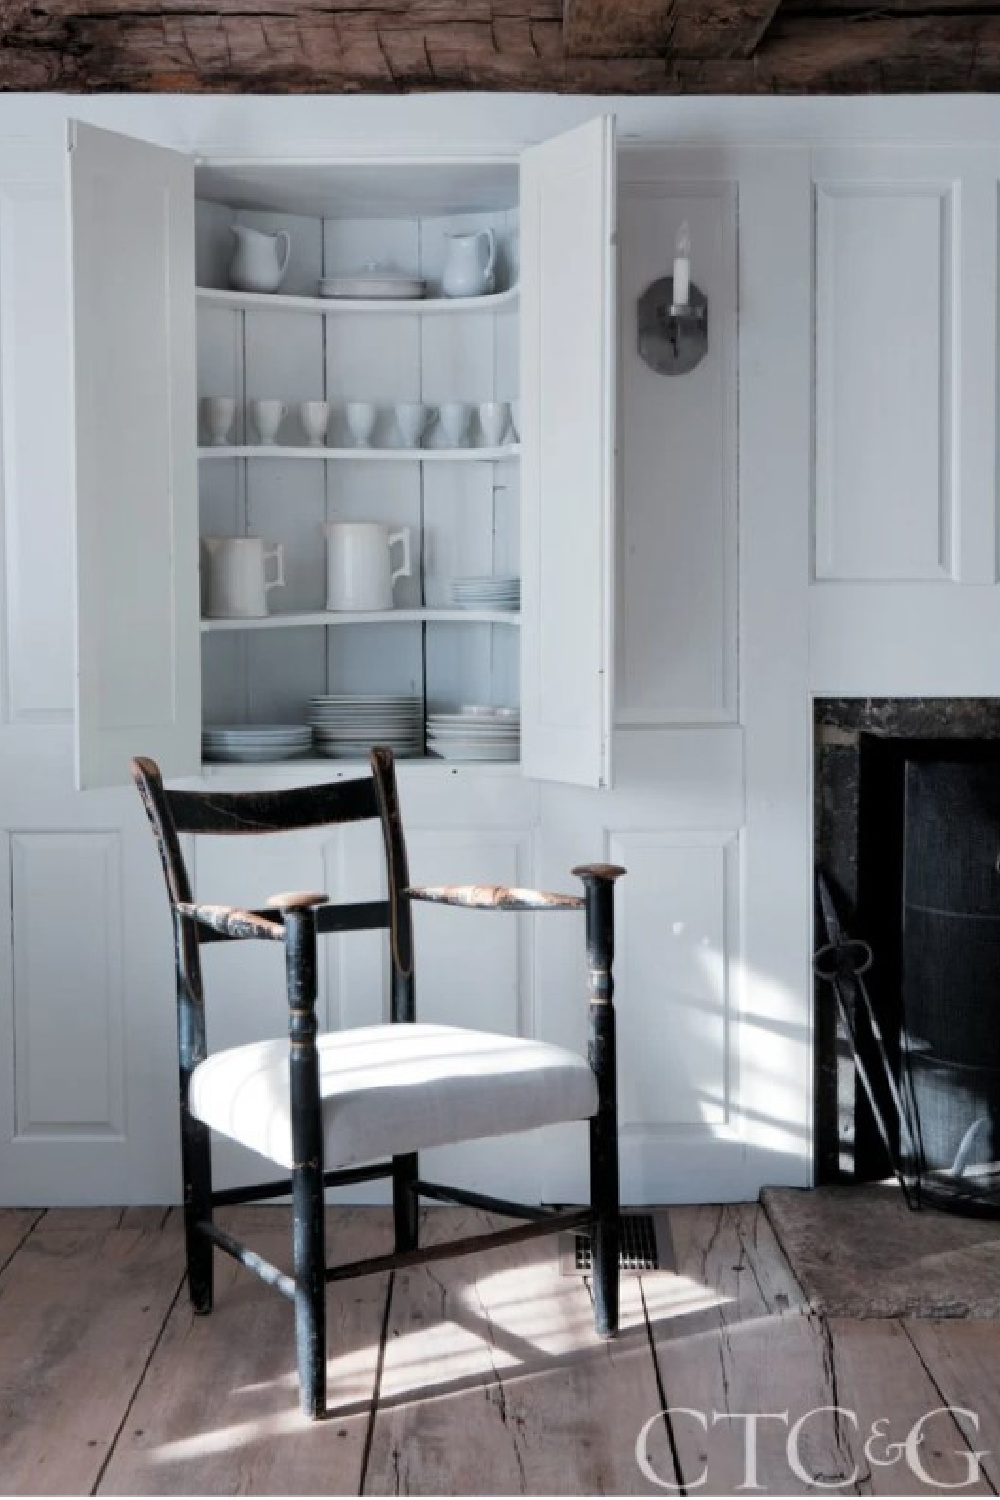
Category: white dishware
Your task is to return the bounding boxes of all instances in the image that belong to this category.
[319,271,426,300]
[250,399,287,446]
[323,522,412,611]
[202,536,285,619]
[229,224,291,294]
[298,401,330,447]
[510,400,521,441]
[202,724,312,763]
[394,402,434,448]
[346,402,378,447]
[200,396,236,446]
[478,402,510,448]
[450,575,521,612]
[438,402,471,447]
[308,694,423,758]
[442,228,496,298]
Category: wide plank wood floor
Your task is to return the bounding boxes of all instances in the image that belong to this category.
[1,1203,998,1496]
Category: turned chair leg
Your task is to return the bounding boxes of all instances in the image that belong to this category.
[590,1111,620,1338]
[392,1151,419,1254]
[182,1111,214,1313]
[293,1157,327,1420]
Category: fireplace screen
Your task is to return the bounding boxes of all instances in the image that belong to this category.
[817,737,1000,1218]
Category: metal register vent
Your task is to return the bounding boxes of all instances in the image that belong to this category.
[560,1212,674,1275]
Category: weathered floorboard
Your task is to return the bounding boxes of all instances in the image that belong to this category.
[823,1319,993,1495]
[902,1321,1000,1496]
[642,1205,845,1496]
[0,1213,185,1497]
[364,1208,673,1495]
[0,1208,45,1275]
[98,1206,391,1496]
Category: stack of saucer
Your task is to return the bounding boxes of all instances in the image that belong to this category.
[450,576,521,612]
[202,724,312,763]
[426,706,520,762]
[308,694,423,759]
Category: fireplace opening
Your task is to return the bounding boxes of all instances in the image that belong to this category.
[814,700,1000,1216]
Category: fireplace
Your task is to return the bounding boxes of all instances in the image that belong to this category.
[814,699,1000,1192]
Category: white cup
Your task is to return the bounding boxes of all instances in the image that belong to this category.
[298,400,330,447]
[324,522,411,612]
[394,402,434,448]
[438,402,471,447]
[202,536,285,619]
[346,402,378,447]
[250,399,287,446]
[200,396,236,446]
[478,402,510,448]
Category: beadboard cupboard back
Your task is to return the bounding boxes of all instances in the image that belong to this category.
[68,116,616,791]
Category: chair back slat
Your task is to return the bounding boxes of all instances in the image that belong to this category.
[164,778,380,836]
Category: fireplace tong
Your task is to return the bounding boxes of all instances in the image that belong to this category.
[814,872,923,1210]
[815,872,1000,1217]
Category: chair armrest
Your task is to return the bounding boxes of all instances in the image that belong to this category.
[406,884,584,912]
[175,901,286,943]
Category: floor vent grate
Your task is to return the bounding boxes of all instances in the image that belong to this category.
[569,1212,662,1273]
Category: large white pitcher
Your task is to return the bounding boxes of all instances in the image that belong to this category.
[202,536,285,618]
[324,523,411,611]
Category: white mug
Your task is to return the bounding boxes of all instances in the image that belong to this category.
[200,396,235,446]
[324,522,411,612]
[202,536,285,619]
[298,400,330,447]
[395,402,435,448]
[250,399,287,446]
[438,402,471,447]
[478,402,510,448]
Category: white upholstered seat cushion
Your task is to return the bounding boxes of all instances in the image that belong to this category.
[188,1022,598,1171]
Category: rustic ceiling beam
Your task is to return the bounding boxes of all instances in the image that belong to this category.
[563,0,785,60]
[0,0,999,92]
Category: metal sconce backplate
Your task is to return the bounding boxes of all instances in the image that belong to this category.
[637,276,709,376]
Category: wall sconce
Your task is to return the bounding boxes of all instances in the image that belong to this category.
[637,221,709,377]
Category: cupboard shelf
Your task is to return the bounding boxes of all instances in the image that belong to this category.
[196,286,520,316]
[201,608,521,633]
[198,444,520,463]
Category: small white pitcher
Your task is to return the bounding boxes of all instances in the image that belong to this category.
[324,523,411,612]
[202,536,285,619]
[442,228,496,298]
[229,225,291,294]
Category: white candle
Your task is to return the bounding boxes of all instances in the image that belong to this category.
[673,220,691,307]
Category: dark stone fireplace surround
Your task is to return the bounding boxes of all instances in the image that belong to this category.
[813,697,1000,1184]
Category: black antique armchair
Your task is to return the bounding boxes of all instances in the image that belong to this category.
[132,747,624,1419]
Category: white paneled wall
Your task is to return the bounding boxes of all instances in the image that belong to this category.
[814,177,957,581]
[809,144,1000,695]
[617,176,738,724]
[12,830,125,1138]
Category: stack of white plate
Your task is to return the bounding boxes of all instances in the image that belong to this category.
[308,694,424,759]
[202,724,312,763]
[450,576,521,612]
[426,706,520,762]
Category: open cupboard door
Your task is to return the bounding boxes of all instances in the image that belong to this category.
[69,121,200,789]
[520,116,616,788]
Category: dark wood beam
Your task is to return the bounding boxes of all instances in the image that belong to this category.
[563,0,675,56]
[564,0,784,60]
[0,0,998,92]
